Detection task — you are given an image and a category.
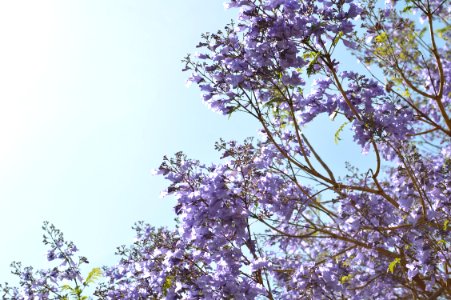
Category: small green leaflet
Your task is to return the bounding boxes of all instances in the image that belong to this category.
[375,32,388,43]
[334,121,349,144]
[340,274,352,284]
[333,31,344,47]
[387,258,401,274]
[306,52,320,76]
[436,25,451,39]
[444,220,449,231]
[163,275,175,296]
[84,267,102,287]
[402,5,415,12]
[61,285,83,298]
[61,284,73,293]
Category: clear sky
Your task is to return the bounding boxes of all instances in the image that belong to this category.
[0,1,373,283]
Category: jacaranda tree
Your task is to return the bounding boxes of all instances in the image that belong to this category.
[2,0,450,299]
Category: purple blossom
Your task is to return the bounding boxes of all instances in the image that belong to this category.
[3,0,451,299]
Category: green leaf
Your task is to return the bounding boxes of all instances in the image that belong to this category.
[334,121,349,144]
[264,98,284,107]
[306,52,320,76]
[402,5,415,12]
[61,284,74,293]
[302,51,316,59]
[399,52,407,61]
[163,275,174,296]
[83,267,102,287]
[340,274,352,284]
[375,32,388,43]
[333,31,344,46]
[297,87,303,95]
[436,25,451,39]
[402,89,411,98]
[73,286,82,297]
[391,77,403,85]
[418,27,427,39]
[387,258,401,274]
[444,220,449,231]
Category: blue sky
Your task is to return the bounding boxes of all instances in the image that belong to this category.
[0,1,373,283]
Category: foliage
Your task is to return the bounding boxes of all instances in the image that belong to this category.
[2,0,450,299]
[0,222,100,299]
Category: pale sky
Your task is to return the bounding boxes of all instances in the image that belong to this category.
[0,0,372,284]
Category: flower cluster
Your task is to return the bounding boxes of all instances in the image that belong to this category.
[0,222,99,300]
[2,0,450,298]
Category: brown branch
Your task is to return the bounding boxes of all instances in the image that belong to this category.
[301,133,336,182]
[427,11,451,132]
